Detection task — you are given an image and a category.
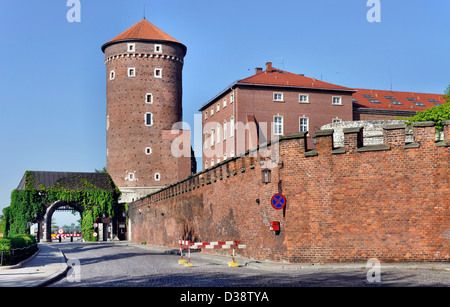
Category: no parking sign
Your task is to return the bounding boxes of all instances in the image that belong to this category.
[271,193,286,210]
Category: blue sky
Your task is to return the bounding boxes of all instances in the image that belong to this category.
[1,0,449,225]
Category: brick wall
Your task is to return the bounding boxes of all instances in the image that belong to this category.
[128,121,450,263]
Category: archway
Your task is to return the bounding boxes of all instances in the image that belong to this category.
[43,201,85,242]
[5,171,123,242]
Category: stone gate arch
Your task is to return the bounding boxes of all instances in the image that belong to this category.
[42,200,85,242]
[9,171,123,242]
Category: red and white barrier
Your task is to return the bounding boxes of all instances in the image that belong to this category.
[178,239,246,266]
[55,233,82,239]
[179,239,246,249]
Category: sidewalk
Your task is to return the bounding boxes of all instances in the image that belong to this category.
[0,243,68,287]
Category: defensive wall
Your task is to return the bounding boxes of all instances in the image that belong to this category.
[127,120,450,263]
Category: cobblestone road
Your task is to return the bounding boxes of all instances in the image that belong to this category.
[48,242,450,288]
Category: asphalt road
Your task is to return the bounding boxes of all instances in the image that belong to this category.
[47,242,450,288]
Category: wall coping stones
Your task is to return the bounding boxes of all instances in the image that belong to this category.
[412,121,436,127]
[315,129,334,137]
[383,124,407,130]
[356,144,391,153]
[343,127,363,134]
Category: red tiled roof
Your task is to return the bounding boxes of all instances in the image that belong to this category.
[352,88,446,112]
[102,19,185,52]
[237,67,354,91]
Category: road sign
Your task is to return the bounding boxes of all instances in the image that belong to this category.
[93,232,98,237]
[58,228,64,234]
[271,193,286,210]
[93,223,98,228]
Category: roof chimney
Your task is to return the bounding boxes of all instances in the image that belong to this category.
[255,67,263,74]
[266,62,272,72]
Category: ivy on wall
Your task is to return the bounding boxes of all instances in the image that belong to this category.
[2,171,122,241]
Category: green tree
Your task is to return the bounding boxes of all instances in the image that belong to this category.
[95,167,107,173]
[404,85,450,131]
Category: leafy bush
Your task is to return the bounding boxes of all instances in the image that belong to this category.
[0,234,37,266]
[404,101,450,131]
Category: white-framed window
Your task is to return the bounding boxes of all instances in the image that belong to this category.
[145,112,153,126]
[154,68,162,78]
[205,161,208,169]
[145,147,152,155]
[299,117,309,133]
[223,154,227,160]
[145,93,153,104]
[109,70,115,80]
[154,173,161,181]
[273,115,284,135]
[128,67,136,77]
[332,96,342,105]
[217,157,220,164]
[273,92,284,102]
[211,128,215,145]
[210,107,214,116]
[230,116,235,137]
[230,150,235,157]
[299,94,309,103]
[217,124,220,144]
[223,98,227,108]
[204,111,208,120]
[223,121,227,140]
[154,44,162,53]
[129,173,135,181]
[127,43,135,52]
[230,93,235,103]
[106,115,110,130]
[216,103,220,112]
[211,159,214,167]
[332,117,342,124]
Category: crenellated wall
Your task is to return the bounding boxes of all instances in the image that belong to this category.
[127,120,450,263]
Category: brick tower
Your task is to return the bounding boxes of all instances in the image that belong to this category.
[102,19,193,202]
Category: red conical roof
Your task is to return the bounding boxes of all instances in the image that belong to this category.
[101,19,186,54]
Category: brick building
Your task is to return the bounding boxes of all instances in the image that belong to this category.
[200,62,446,169]
[353,88,446,120]
[101,19,194,202]
[199,62,355,169]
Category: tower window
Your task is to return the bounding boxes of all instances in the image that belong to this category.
[154,44,162,53]
[127,43,135,52]
[110,70,115,80]
[129,173,135,181]
[145,147,152,155]
[128,67,136,77]
[145,113,153,126]
[155,173,161,181]
[154,68,162,78]
[145,93,153,104]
